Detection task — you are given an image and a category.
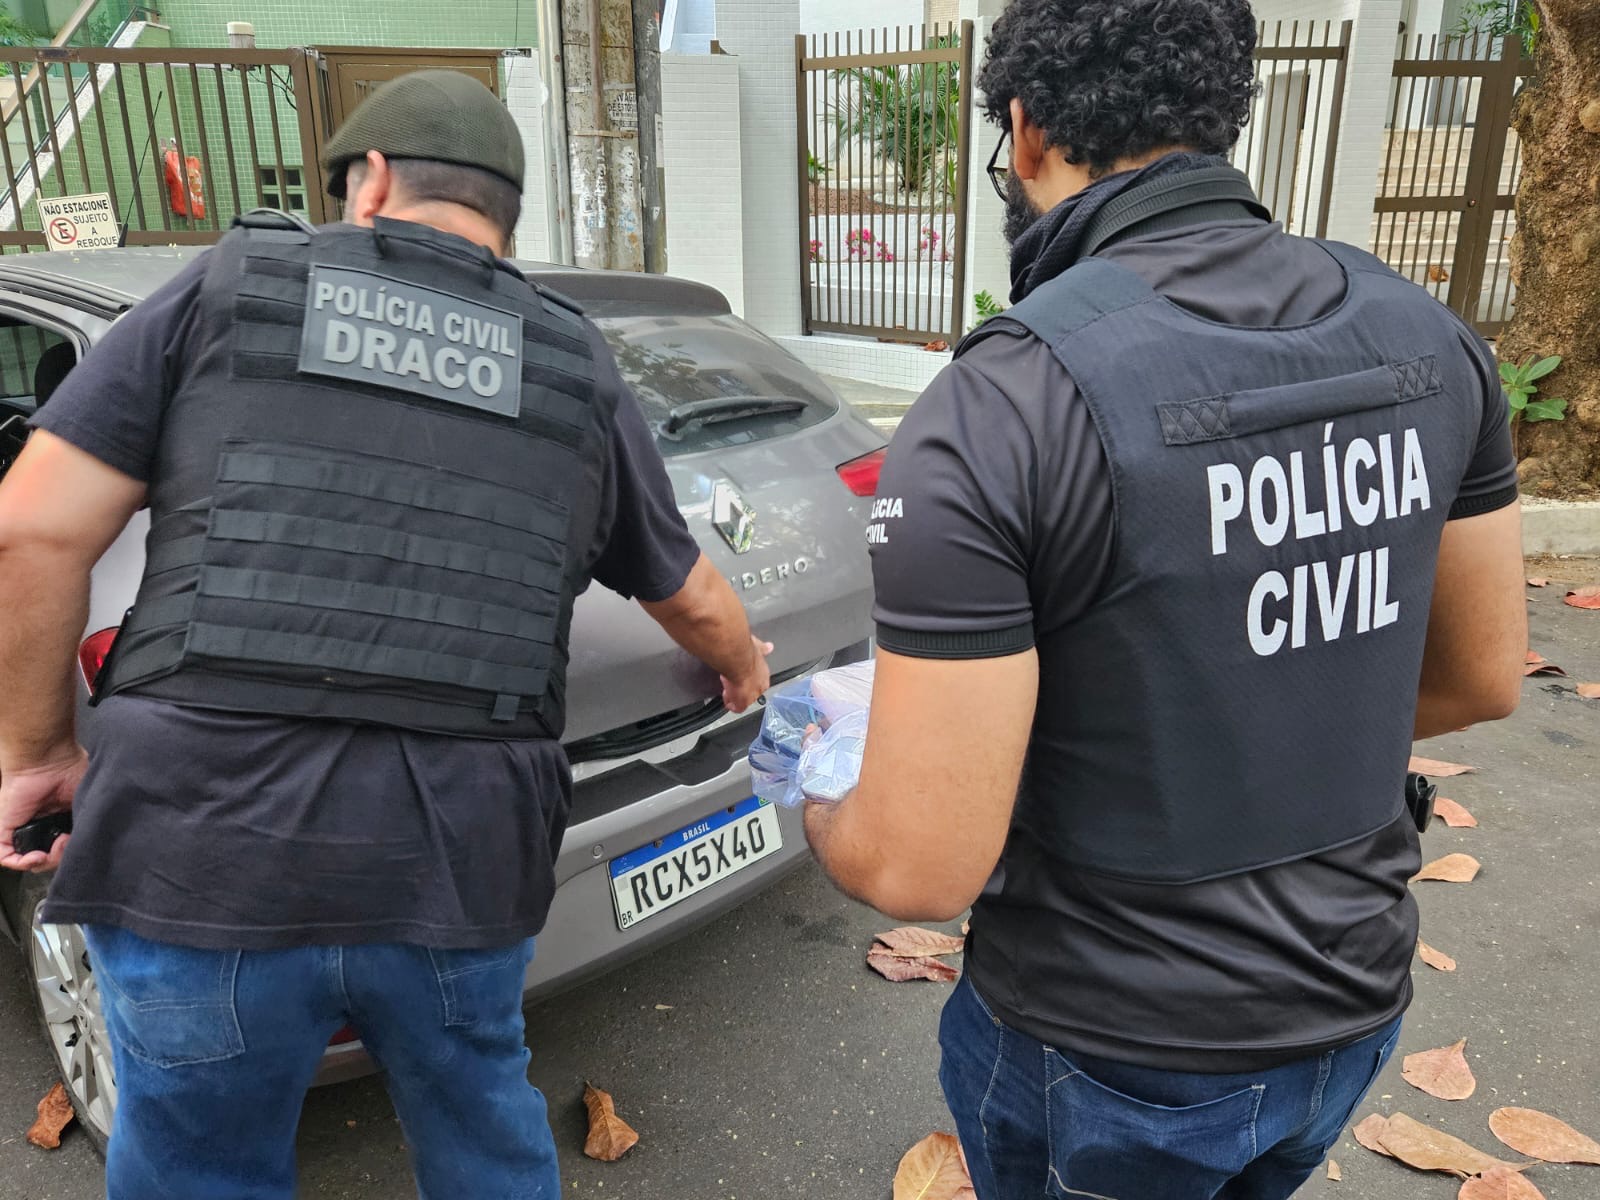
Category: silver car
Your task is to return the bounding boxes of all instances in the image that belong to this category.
[0,248,883,1150]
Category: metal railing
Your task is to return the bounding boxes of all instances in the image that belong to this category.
[0,44,330,251]
[1,0,152,117]
[1234,20,1352,238]
[795,21,974,344]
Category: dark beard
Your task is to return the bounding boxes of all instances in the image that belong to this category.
[1003,171,1043,246]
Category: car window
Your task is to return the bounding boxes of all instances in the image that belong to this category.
[0,318,77,477]
[0,319,75,415]
[596,313,839,457]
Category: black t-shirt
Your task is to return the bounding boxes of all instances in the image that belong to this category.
[34,252,702,951]
[871,220,1518,1070]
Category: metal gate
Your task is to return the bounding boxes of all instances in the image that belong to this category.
[0,45,332,250]
[1373,34,1532,336]
[0,43,508,253]
[795,22,974,344]
[1232,21,1352,238]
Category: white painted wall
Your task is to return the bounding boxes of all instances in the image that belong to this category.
[502,54,553,263]
[664,0,716,54]
[660,54,746,313]
[960,3,1011,328]
[799,0,922,35]
[713,0,804,336]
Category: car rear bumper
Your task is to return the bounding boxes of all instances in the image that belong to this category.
[527,769,810,1005]
[308,702,818,1087]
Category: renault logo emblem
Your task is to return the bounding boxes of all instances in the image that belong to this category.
[711,481,757,555]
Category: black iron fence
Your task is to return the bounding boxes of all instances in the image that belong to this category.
[795,21,974,344]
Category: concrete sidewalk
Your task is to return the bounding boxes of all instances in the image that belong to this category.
[823,373,918,436]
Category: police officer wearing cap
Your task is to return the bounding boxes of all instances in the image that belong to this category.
[805,2,1527,1197]
[0,70,770,1196]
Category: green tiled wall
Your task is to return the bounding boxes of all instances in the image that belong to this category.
[156,1,541,51]
[149,0,544,228]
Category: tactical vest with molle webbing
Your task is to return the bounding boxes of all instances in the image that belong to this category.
[98,214,613,740]
[961,237,1485,883]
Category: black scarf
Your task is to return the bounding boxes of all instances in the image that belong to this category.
[1008,152,1231,304]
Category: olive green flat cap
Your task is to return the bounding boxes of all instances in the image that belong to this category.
[322,68,524,198]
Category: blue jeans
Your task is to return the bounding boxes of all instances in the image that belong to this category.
[938,974,1402,1200]
[84,926,558,1200]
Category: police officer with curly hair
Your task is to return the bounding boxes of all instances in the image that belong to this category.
[805,2,1526,1195]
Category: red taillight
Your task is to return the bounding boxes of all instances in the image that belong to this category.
[329,1024,361,1046]
[77,627,120,694]
[836,448,887,497]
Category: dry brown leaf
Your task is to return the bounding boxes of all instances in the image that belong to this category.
[1526,577,1549,588]
[1434,797,1478,828]
[1577,683,1600,700]
[1565,587,1600,610]
[868,948,960,983]
[1418,939,1459,971]
[922,340,951,353]
[1327,1157,1343,1181]
[1428,264,1451,282]
[25,1082,74,1150]
[1489,1107,1600,1164]
[1413,853,1482,883]
[1353,1113,1397,1158]
[1459,1167,1549,1199]
[894,1132,974,1200]
[1526,650,1547,664]
[1377,1113,1526,1177]
[582,1083,640,1162]
[953,1140,978,1200]
[1525,662,1567,677]
[1402,1039,1477,1101]
[874,927,967,958]
[1410,756,1477,778]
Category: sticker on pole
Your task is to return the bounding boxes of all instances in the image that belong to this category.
[37,193,120,252]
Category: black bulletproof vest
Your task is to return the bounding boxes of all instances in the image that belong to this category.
[962,240,1483,883]
[100,216,612,740]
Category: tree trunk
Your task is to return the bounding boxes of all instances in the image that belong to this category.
[1497,1,1600,496]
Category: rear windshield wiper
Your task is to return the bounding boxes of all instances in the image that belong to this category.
[658,396,807,440]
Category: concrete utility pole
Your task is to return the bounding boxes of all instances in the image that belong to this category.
[561,0,646,271]
[632,0,668,274]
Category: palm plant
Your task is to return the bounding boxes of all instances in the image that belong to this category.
[832,32,961,196]
[1453,0,1541,54]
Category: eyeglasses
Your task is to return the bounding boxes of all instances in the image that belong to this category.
[987,131,1011,201]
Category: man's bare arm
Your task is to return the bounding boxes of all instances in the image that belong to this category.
[0,431,145,869]
[1415,503,1525,740]
[640,553,770,712]
[0,430,145,767]
[805,647,1038,922]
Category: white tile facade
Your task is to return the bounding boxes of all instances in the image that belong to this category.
[502,54,553,263]
[661,54,747,314]
[775,334,950,393]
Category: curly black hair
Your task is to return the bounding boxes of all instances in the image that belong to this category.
[978,0,1259,176]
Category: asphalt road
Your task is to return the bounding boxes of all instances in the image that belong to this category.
[2,563,1596,1199]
